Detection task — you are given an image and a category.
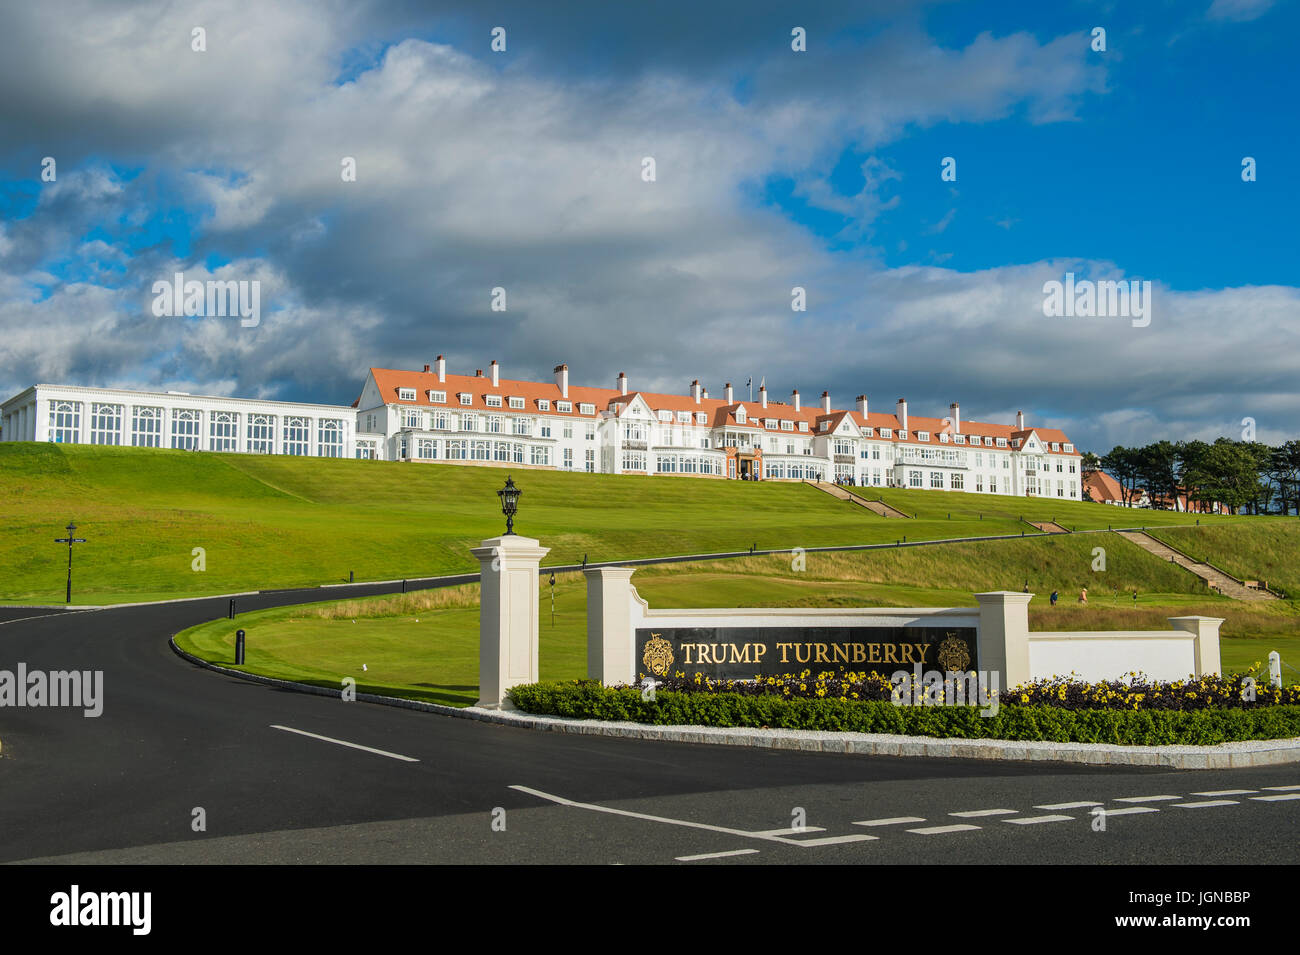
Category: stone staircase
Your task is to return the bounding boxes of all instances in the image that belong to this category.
[1117,531,1278,601]
[805,481,911,518]
[1026,520,1070,534]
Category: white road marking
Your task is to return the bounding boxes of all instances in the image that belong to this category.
[751,826,827,836]
[1262,785,1300,791]
[1173,800,1239,808]
[1114,795,1181,802]
[1250,793,1300,802]
[676,849,760,862]
[853,816,926,827]
[908,824,981,835]
[1003,814,1073,825]
[951,808,1018,818]
[1192,789,1256,796]
[509,785,845,847]
[1035,801,1102,810]
[1103,806,1161,816]
[270,724,418,762]
[783,834,880,847]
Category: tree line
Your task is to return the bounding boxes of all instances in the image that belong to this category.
[1084,438,1300,515]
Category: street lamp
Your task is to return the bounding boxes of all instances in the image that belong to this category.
[54,521,87,604]
[498,476,521,535]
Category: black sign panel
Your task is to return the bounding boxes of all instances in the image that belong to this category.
[635,626,978,680]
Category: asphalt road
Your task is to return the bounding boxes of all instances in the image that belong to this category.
[0,585,1297,866]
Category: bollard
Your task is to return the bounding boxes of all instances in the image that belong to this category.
[349,570,354,583]
[402,578,407,593]
[235,628,246,665]
[1269,651,1282,689]
[228,597,236,620]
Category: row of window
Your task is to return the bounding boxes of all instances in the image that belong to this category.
[396,387,595,417]
[49,402,344,456]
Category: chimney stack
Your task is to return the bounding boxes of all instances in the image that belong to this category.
[725,382,734,404]
[1016,410,1025,431]
[435,355,446,383]
[949,401,960,434]
[476,369,483,378]
[617,372,627,396]
[490,360,499,387]
[691,379,702,404]
[856,395,868,416]
[896,398,908,434]
[760,384,768,409]
[792,389,801,412]
[423,364,430,374]
[821,390,831,414]
[554,363,569,398]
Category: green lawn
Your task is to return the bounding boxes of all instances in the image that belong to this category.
[0,442,1265,605]
[175,539,1300,706]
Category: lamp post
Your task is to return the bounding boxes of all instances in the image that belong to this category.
[549,571,556,628]
[497,476,521,535]
[54,521,87,604]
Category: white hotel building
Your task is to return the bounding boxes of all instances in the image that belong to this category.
[1,357,1084,499]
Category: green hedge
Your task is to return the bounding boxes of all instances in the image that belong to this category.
[507,681,1300,745]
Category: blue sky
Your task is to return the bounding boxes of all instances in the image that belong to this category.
[0,0,1297,452]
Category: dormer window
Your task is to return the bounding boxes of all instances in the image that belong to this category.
[398,388,416,402]
[939,433,949,443]
[580,403,595,415]
[780,420,793,431]
[677,411,691,424]
[918,431,930,441]
[996,438,1008,448]
[486,395,502,408]
[736,409,747,424]
[1064,443,1074,453]
[954,434,965,444]
[658,410,672,422]
[898,431,908,441]
[819,421,829,432]
[537,399,550,411]
[880,428,892,439]
[695,412,707,424]
[429,390,446,404]
[1051,442,1060,452]
[862,427,874,437]
[556,401,572,413]
[458,393,472,406]
[509,397,525,410]
[983,437,994,447]
[798,421,808,432]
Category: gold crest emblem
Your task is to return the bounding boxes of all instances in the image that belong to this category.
[937,634,971,672]
[642,633,674,677]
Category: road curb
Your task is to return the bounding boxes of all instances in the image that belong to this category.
[167,638,1300,770]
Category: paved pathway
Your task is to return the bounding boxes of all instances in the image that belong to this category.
[1118,531,1277,601]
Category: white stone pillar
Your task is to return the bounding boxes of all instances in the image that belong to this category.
[585,566,638,685]
[1168,616,1223,676]
[471,534,550,708]
[975,591,1033,688]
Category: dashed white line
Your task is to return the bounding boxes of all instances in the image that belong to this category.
[1192,789,1256,796]
[1003,814,1074,825]
[1114,795,1181,803]
[784,834,880,847]
[676,849,760,862]
[1102,806,1162,816]
[270,724,419,762]
[853,816,926,827]
[1035,801,1102,810]
[1262,785,1300,791]
[1173,800,1239,809]
[950,808,1018,818]
[1250,793,1300,802]
[908,824,981,835]
[750,826,827,836]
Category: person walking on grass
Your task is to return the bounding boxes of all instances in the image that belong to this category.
[1050,589,1058,607]
[1079,588,1088,604]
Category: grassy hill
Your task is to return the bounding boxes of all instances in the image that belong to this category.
[0,442,1266,604]
[1147,523,1300,598]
